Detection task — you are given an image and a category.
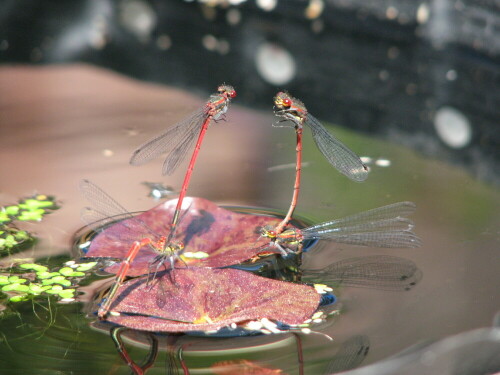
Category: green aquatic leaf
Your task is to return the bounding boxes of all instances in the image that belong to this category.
[9,294,29,302]
[28,284,51,294]
[58,267,85,277]
[0,211,11,223]
[36,271,60,279]
[13,230,30,240]
[5,206,20,215]
[17,209,45,221]
[58,267,74,276]
[19,198,55,210]
[42,276,71,287]
[2,283,29,292]
[75,262,97,272]
[2,235,18,248]
[45,285,64,294]
[8,276,27,283]
[58,290,75,299]
[19,263,48,272]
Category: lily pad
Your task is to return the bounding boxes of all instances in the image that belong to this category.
[105,268,320,333]
[85,197,285,277]
[212,360,284,374]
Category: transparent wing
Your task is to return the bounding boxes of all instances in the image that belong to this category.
[129,109,206,175]
[306,114,368,182]
[162,122,200,176]
[325,335,370,374]
[79,179,159,240]
[306,230,421,248]
[80,207,133,232]
[79,179,134,222]
[303,202,414,231]
[301,202,421,248]
[304,255,423,291]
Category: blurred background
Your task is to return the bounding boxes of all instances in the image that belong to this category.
[1,0,499,184]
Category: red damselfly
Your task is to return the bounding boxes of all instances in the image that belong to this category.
[271,92,368,234]
[80,179,185,319]
[130,85,236,245]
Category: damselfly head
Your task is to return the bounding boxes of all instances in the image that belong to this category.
[260,226,277,239]
[273,91,307,122]
[171,241,184,253]
[218,84,237,99]
[274,91,292,109]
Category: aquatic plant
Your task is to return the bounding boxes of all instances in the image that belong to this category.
[0,194,58,255]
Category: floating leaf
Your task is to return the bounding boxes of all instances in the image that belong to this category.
[105,268,320,333]
[36,271,60,279]
[5,206,20,215]
[1,235,17,249]
[17,209,45,221]
[45,285,64,294]
[67,271,85,277]
[0,213,10,224]
[59,267,76,276]
[75,262,97,272]
[28,284,50,294]
[9,294,29,302]
[8,276,26,283]
[58,290,76,299]
[85,198,284,277]
[212,360,284,374]
[18,198,55,210]
[42,276,71,287]
[19,263,48,272]
[2,283,29,292]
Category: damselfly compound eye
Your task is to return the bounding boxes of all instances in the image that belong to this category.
[282,98,292,107]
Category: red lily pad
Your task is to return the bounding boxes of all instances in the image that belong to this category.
[85,197,284,276]
[105,268,320,333]
[212,360,284,374]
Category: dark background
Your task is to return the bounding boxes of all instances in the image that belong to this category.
[1,0,499,183]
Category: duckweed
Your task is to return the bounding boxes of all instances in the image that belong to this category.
[75,262,97,272]
[0,261,97,303]
[1,194,58,254]
[59,267,85,277]
[19,263,48,272]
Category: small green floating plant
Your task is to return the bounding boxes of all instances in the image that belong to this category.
[0,260,97,303]
[0,193,97,305]
[0,194,59,255]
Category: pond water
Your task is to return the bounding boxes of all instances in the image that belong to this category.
[0,65,498,374]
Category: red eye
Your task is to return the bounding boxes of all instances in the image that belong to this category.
[282,98,292,107]
[230,90,237,98]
